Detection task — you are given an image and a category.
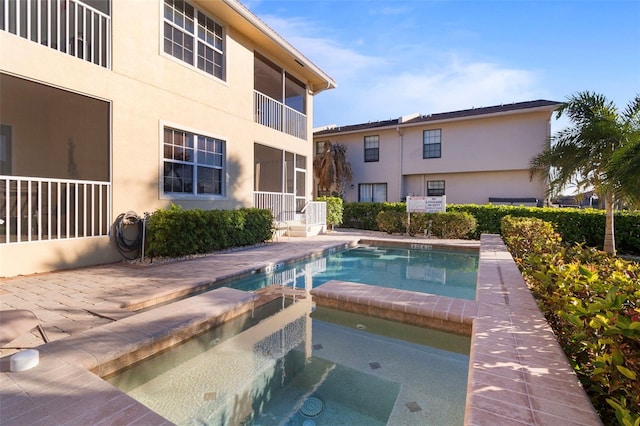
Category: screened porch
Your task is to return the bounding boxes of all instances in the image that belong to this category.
[0,73,111,244]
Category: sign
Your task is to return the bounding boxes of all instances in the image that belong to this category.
[426,195,446,213]
[406,196,446,213]
[406,196,428,213]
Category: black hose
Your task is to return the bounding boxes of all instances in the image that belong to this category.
[114,211,143,260]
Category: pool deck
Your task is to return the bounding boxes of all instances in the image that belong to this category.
[0,230,602,425]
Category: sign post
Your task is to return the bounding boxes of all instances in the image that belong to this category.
[406,195,446,235]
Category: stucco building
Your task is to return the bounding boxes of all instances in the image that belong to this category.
[0,0,335,277]
[313,100,560,205]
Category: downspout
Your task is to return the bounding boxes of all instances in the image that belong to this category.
[396,126,404,201]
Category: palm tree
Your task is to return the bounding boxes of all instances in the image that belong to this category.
[529,92,640,255]
[608,98,640,208]
[313,141,353,198]
[609,140,640,208]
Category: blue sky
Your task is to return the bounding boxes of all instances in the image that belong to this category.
[245,0,640,132]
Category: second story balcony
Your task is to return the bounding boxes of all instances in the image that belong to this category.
[254,52,307,140]
[0,0,111,68]
[254,90,307,140]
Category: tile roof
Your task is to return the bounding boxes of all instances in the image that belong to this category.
[314,99,561,136]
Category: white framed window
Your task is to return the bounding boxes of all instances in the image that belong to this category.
[163,0,224,80]
[364,135,379,162]
[427,180,445,196]
[423,129,441,159]
[359,183,387,202]
[163,126,225,197]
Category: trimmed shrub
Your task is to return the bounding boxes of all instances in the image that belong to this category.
[375,210,477,239]
[343,202,404,230]
[501,215,562,260]
[376,211,406,234]
[343,202,640,255]
[146,205,272,258]
[431,211,477,239]
[316,196,344,230]
[450,204,640,255]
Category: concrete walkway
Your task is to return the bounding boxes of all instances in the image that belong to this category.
[1,230,380,356]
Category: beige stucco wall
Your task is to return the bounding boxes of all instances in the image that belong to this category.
[403,170,544,205]
[0,0,321,276]
[315,109,551,204]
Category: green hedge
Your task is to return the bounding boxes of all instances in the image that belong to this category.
[449,204,640,255]
[376,211,477,239]
[342,202,405,230]
[342,202,640,255]
[145,205,273,258]
[502,216,640,425]
[316,196,344,229]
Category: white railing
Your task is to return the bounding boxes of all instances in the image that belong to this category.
[301,201,326,228]
[254,91,307,139]
[1,176,111,244]
[253,191,295,222]
[0,0,111,68]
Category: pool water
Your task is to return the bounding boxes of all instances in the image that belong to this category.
[106,299,470,425]
[230,244,478,300]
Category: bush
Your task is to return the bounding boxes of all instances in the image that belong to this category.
[316,196,344,230]
[450,204,640,255]
[146,205,273,258]
[375,211,477,239]
[376,211,406,234]
[502,216,640,424]
[343,202,404,230]
[431,211,477,239]
[501,215,562,260]
[342,202,640,255]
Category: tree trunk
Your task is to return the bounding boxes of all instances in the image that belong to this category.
[603,192,616,255]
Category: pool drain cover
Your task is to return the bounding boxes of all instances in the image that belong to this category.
[299,396,324,418]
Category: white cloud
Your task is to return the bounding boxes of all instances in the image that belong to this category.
[315,57,544,126]
[256,12,546,127]
[376,60,540,113]
[257,15,380,82]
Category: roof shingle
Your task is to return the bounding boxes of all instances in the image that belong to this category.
[314,99,561,136]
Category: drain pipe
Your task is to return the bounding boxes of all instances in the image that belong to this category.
[141,212,149,261]
[397,126,404,200]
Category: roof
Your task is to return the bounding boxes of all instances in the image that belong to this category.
[314,99,561,136]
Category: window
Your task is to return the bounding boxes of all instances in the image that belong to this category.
[364,135,379,162]
[163,127,225,196]
[316,141,328,156]
[359,183,387,202]
[427,180,445,196]
[423,129,441,159]
[163,0,224,79]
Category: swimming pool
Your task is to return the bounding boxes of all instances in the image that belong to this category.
[106,298,470,425]
[229,244,478,300]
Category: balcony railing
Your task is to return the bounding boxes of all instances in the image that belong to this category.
[254,91,307,140]
[1,176,111,244]
[253,191,296,222]
[301,201,326,228]
[0,0,111,68]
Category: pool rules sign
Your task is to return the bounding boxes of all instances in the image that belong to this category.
[406,196,446,213]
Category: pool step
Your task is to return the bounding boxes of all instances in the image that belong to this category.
[310,280,477,336]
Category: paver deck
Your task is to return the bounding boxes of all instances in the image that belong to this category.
[0,230,601,425]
